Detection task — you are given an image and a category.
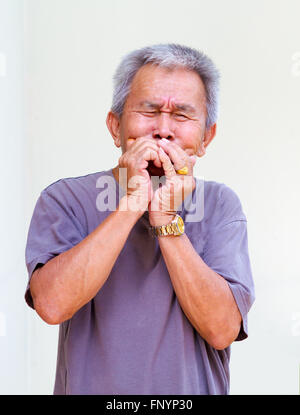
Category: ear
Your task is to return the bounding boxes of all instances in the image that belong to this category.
[197,123,217,157]
[106,111,121,148]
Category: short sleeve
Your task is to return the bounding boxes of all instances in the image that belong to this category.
[202,185,255,341]
[25,185,86,309]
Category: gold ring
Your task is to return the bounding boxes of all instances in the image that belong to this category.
[176,166,189,175]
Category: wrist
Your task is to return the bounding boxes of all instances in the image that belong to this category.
[118,195,146,219]
[149,213,176,227]
[150,213,185,237]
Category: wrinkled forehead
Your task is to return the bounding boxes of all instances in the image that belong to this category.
[127,64,206,108]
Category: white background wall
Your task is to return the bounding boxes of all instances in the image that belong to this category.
[0,0,29,394]
[1,0,300,394]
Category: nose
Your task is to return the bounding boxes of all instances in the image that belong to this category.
[152,113,175,141]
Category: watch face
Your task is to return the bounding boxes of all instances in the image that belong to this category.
[177,216,185,234]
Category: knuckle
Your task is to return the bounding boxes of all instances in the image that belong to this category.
[118,155,124,166]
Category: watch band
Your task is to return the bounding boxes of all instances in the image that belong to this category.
[150,214,185,237]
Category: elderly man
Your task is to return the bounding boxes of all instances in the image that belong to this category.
[25,44,255,395]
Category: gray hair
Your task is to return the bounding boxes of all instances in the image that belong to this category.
[111,43,220,129]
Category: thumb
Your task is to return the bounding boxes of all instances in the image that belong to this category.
[190,155,197,167]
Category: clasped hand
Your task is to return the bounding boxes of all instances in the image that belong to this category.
[118,136,196,226]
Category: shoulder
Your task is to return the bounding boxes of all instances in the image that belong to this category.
[33,170,114,236]
[37,170,112,221]
[195,178,247,227]
[39,169,114,206]
[43,170,109,195]
[204,179,244,210]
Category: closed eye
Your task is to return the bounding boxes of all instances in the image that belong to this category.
[138,111,190,120]
[173,113,188,120]
[141,111,158,117]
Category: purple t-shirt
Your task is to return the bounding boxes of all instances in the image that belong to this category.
[25,168,255,395]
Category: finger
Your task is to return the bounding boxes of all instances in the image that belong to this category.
[158,140,196,175]
[127,136,159,151]
[190,155,197,167]
[157,139,186,171]
[138,143,162,168]
[128,141,162,168]
[158,147,176,179]
[136,147,161,169]
[187,155,196,176]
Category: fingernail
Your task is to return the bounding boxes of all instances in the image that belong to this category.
[161,138,169,144]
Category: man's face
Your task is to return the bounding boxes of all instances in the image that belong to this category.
[109,64,215,175]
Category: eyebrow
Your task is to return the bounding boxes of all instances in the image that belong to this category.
[139,101,196,114]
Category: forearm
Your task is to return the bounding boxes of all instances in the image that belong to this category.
[31,196,141,324]
[158,233,242,350]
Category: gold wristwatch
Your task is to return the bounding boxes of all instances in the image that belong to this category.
[151,214,185,237]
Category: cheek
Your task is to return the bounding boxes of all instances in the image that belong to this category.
[125,114,153,137]
[120,115,153,152]
[177,124,203,151]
